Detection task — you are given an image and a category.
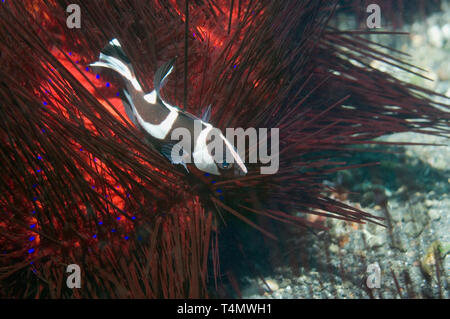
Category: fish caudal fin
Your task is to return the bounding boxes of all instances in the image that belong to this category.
[90,38,142,91]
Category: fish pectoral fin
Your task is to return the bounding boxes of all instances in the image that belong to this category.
[201,104,212,122]
[154,57,177,96]
[160,144,174,161]
[160,143,190,173]
[180,162,189,173]
[122,89,138,126]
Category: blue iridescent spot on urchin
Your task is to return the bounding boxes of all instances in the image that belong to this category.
[216,188,223,193]
[116,216,121,220]
[131,216,136,220]
[28,248,35,254]
[85,67,89,71]
[92,234,97,238]
[211,180,216,184]
[68,52,72,56]
[96,74,100,79]
[30,224,36,229]
[204,173,210,177]
[29,236,35,241]
[116,91,120,97]
[42,101,48,106]
[98,221,103,225]
[37,155,42,160]
[111,229,116,233]
[124,236,129,240]
[106,82,110,87]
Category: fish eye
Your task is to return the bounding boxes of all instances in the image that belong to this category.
[218,162,233,170]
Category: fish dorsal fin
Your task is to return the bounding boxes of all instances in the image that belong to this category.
[154,57,176,97]
[201,104,212,122]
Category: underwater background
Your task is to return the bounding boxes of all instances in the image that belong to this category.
[241,1,450,299]
[0,0,448,299]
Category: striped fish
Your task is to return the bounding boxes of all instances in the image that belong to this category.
[90,38,247,176]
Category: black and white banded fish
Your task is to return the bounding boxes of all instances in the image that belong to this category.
[90,38,247,176]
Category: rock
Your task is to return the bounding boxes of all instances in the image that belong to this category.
[428,25,444,47]
[442,24,450,40]
[329,220,350,239]
[420,241,445,280]
[329,243,339,254]
[402,202,429,225]
[362,229,385,249]
[272,291,283,299]
[361,191,375,207]
[404,221,424,238]
[279,278,292,288]
[336,170,354,188]
[428,208,441,221]
[410,34,424,47]
[263,279,279,292]
[424,199,433,208]
[437,61,450,81]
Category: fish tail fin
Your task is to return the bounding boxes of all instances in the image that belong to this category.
[90,38,140,88]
